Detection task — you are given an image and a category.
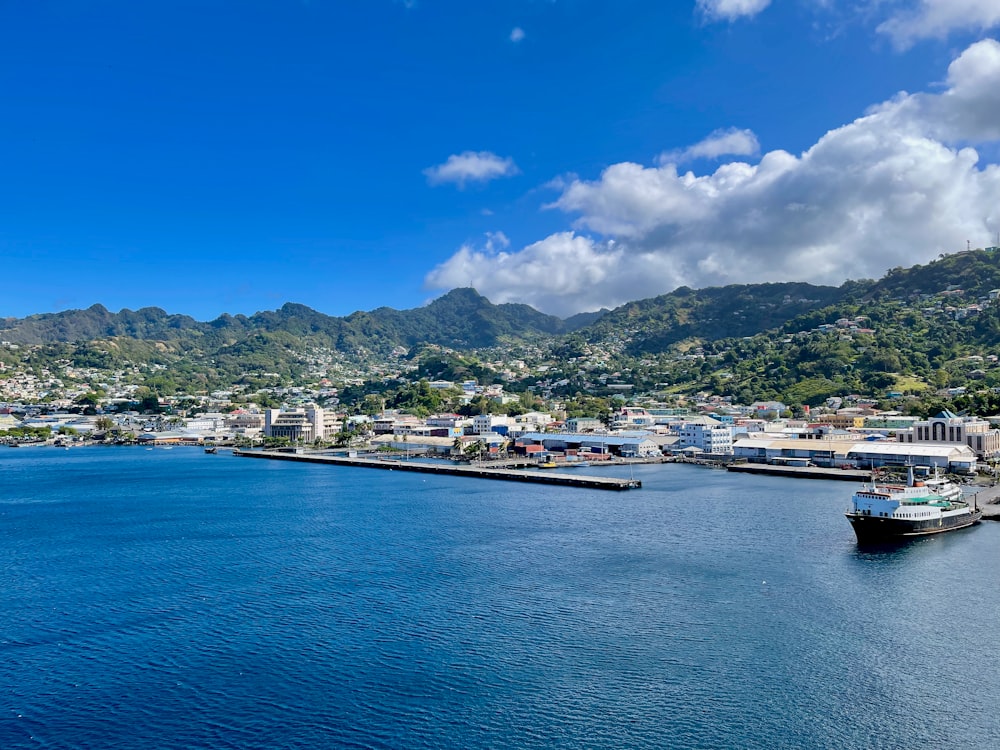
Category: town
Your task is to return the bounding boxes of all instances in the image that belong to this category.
[2,377,996,478]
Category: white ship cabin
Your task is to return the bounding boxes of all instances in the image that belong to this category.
[850,489,943,520]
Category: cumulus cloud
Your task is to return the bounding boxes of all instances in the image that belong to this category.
[879,0,1000,49]
[510,27,525,43]
[425,39,1000,316]
[696,0,771,22]
[423,151,519,188]
[425,232,626,316]
[659,127,761,164]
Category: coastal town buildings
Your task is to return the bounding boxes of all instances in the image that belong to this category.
[732,436,977,473]
[896,410,1000,459]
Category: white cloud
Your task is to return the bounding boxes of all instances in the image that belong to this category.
[425,39,1000,316]
[696,0,771,22]
[868,39,1000,142]
[879,0,1000,48]
[425,232,625,316]
[483,231,510,252]
[659,127,761,164]
[510,27,525,43]
[423,151,519,188]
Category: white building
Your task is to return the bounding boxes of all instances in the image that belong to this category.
[677,422,733,455]
[733,437,976,472]
[565,416,603,432]
[264,406,341,442]
[224,410,265,436]
[611,407,654,430]
[473,414,512,435]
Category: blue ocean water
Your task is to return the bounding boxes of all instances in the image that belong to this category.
[2,447,999,749]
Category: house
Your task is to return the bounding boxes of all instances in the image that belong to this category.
[751,401,787,419]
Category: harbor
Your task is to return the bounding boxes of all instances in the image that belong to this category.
[233,449,642,490]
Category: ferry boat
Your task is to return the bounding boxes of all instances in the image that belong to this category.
[846,467,981,543]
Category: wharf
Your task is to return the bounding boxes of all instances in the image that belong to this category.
[727,463,871,482]
[233,450,641,491]
[967,484,1000,520]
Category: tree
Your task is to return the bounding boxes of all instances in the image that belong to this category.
[139,395,162,413]
[75,392,102,407]
[463,439,486,461]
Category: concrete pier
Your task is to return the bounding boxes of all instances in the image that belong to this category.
[966,484,1000,520]
[727,463,871,482]
[233,450,642,491]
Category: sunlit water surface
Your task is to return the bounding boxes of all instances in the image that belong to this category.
[2,447,999,749]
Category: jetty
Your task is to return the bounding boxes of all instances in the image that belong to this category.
[727,463,871,482]
[233,449,641,491]
[967,484,1000,520]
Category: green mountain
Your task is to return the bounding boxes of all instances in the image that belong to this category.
[580,282,849,355]
[0,288,588,351]
[7,249,1000,412]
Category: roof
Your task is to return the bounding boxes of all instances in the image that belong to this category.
[518,431,657,447]
[370,435,455,447]
[733,438,851,456]
[846,443,975,458]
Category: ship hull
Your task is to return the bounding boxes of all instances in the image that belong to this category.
[846,510,982,543]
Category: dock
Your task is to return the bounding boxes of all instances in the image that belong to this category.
[233,450,642,491]
[727,463,871,482]
[967,484,1000,520]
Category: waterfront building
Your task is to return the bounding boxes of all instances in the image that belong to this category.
[472,414,512,435]
[516,431,662,458]
[677,422,733,455]
[896,410,1000,458]
[224,410,265,436]
[264,406,341,442]
[733,437,976,472]
[370,434,455,455]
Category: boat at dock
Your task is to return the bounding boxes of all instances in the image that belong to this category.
[845,467,981,543]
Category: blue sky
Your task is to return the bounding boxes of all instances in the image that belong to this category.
[3,1,1000,320]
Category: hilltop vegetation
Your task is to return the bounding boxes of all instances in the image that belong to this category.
[4,249,1000,415]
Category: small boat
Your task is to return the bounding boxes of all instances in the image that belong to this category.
[845,467,981,543]
[538,461,558,469]
[204,446,218,454]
